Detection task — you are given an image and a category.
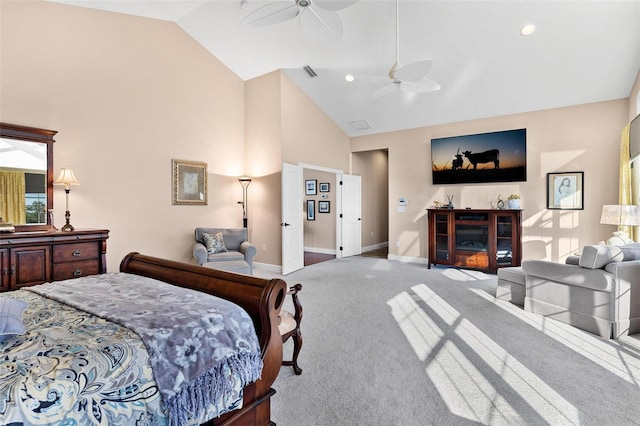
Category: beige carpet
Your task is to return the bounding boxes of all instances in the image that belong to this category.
[255,257,640,426]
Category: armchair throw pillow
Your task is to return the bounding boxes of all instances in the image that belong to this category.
[203,232,228,254]
[579,244,623,269]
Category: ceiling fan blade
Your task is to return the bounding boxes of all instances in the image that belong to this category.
[400,78,441,94]
[371,83,399,100]
[394,59,433,83]
[241,1,299,27]
[299,6,343,40]
[313,0,358,11]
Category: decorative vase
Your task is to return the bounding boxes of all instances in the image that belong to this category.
[508,199,521,210]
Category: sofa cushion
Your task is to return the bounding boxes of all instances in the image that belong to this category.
[620,243,640,261]
[206,251,245,262]
[0,297,28,343]
[203,232,228,254]
[579,244,623,269]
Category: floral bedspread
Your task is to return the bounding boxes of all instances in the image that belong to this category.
[0,273,262,425]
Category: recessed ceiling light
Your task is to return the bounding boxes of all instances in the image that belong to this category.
[345,74,354,82]
[520,24,536,36]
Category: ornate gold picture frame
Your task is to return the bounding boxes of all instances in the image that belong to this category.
[172,159,208,205]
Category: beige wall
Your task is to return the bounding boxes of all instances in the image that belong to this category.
[353,150,389,249]
[1,1,247,270]
[244,71,283,266]
[244,71,350,267]
[352,99,629,263]
[3,1,636,270]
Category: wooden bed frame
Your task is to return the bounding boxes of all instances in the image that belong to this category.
[119,252,287,426]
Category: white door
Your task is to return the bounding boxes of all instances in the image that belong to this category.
[339,173,362,258]
[281,163,304,275]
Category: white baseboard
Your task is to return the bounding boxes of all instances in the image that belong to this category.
[303,247,336,255]
[253,262,282,274]
[362,241,389,253]
[387,253,429,265]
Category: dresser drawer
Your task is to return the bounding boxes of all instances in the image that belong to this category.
[52,259,100,281]
[53,242,99,263]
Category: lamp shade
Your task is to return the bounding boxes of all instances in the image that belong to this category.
[600,205,640,226]
[54,167,79,189]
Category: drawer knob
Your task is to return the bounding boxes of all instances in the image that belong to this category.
[73,269,82,277]
[72,250,81,257]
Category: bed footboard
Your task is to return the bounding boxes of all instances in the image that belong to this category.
[120,252,286,426]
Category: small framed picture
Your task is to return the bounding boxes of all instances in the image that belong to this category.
[307,200,315,220]
[319,182,330,192]
[172,159,208,205]
[547,171,584,210]
[305,179,317,195]
[318,200,330,213]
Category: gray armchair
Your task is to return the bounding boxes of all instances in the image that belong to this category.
[193,227,256,274]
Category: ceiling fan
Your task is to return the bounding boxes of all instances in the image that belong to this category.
[240,0,357,41]
[360,0,440,99]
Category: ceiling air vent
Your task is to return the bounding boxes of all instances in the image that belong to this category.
[303,65,317,78]
[350,120,372,131]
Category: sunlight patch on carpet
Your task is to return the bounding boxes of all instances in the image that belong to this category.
[387,284,579,425]
[443,268,491,281]
[475,288,640,387]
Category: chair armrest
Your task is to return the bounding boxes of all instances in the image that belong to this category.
[240,241,257,263]
[193,242,208,266]
[287,284,303,325]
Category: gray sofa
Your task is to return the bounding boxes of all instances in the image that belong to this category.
[193,227,257,274]
[522,243,640,339]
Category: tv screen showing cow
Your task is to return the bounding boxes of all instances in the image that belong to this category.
[431,128,527,184]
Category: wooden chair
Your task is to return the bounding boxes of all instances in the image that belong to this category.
[278,283,303,375]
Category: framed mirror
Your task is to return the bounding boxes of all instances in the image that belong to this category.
[0,122,57,232]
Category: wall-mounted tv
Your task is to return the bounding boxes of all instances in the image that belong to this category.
[431,128,527,185]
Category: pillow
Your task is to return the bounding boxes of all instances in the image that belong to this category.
[0,297,28,343]
[203,232,228,254]
[579,244,623,269]
[620,243,640,261]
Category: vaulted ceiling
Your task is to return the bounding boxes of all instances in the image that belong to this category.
[52,0,640,137]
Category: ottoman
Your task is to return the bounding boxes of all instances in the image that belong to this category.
[203,260,251,275]
[496,266,526,307]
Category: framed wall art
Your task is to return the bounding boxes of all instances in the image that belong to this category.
[305,179,317,195]
[318,201,330,213]
[172,159,208,205]
[431,128,527,184]
[547,171,584,210]
[307,200,315,220]
[319,182,330,192]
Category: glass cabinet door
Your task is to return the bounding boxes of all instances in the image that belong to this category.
[495,214,514,266]
[434,213,450,261]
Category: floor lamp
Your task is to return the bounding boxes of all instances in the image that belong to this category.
[54,167,79,232]
[600,204,640,245]
[238,177,251,228]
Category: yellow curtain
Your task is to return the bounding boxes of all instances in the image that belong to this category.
[618,124,634,240]
[0,171,26,224]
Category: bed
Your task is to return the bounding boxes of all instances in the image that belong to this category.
[0,252,287,425]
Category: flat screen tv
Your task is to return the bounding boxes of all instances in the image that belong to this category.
[431,128,527,184]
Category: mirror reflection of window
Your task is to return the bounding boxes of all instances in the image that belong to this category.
[0,138,47,225]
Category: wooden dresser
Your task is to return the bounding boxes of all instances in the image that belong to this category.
[0,229,109,292]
